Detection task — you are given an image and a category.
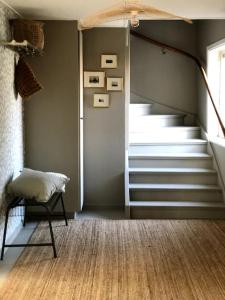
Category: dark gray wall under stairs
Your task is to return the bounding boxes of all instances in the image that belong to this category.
[83,28,128,208]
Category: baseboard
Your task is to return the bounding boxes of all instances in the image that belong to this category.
[83,205,124,210]
[130,207,225,219]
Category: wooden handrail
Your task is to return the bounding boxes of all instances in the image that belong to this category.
[130,30,225,137]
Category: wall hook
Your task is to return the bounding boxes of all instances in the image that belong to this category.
[161,48,167,55]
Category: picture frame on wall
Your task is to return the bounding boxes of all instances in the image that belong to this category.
[93,94,110,107]
[101,55,117,69]
[84,71,105,88]
[107,77,123,91]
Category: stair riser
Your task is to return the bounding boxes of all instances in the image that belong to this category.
[129,104,152,117]
[130,207,225,219]
[129,173,218,184]
[129,144,207,154]
[130,190,222,202]
[129,130,200,140]
[129,158,213,168]
[129,118,184,128]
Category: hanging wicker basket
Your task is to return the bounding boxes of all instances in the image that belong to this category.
[15,57,43,99]
[11,19,44,50]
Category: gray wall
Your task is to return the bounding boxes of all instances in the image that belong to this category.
[131,21,198,118]
[83,28,127,207]
[26,21,80,215]
[197,20,225,188]
[0,5,24,244]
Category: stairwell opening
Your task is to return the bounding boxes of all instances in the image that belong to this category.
[127,21,224,219]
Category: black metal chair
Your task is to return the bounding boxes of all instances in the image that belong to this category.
[1,192,68,260]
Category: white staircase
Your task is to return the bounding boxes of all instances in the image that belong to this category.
[128,103,225,219]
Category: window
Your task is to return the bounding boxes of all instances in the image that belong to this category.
[207,40,225,138]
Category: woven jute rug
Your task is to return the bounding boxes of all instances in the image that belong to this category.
[1,219,225,300]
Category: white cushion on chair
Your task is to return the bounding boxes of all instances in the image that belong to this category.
[8,168,70,202]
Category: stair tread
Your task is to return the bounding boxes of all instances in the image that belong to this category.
[129,183,221,190]
[129,201,225,208]
[129,139,207,145]
[130,103,152,106]
[130,126,200,131]
[129,168,216,174]
[134,114,185,118]
[129,153,212,158]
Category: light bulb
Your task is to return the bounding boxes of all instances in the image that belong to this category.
[130,11,139,28]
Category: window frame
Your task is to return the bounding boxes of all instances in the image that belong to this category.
[207,39,225,139]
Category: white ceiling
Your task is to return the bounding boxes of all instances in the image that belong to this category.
[2,0,225,20]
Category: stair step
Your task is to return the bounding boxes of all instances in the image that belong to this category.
[129,168,217,184]
[129,103,152,117]
[129,127,201,139]
[129,201,225,208]
[130,139,207,145]
[129,139,208,154]
[129,167,216,173]
[129,114,185,127]
[129,183,221,191]
[129,153,211,158]
[129,153,213,168]
[129,201,225,219]
[131,114,185,119]
[130,126,200,131]
[129,183,222,202]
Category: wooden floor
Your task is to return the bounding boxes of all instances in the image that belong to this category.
[2,219,225,299]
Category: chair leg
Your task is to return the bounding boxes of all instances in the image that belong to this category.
[42,205,57,258]
[1,208,10,260]
[60,194,68,226]
[23,205,26,227]
[48,219,57,258]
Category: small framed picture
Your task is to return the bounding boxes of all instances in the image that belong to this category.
[107,77,123,91]
[84,71,105,88]
[101,55,117,69]
[93,94,110,107]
